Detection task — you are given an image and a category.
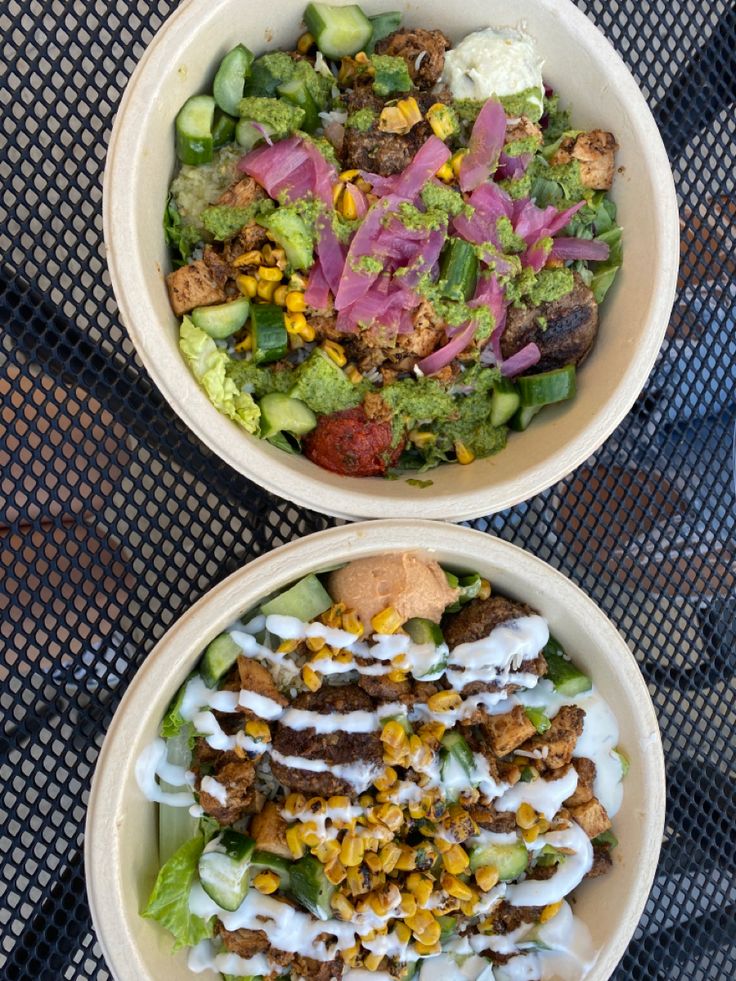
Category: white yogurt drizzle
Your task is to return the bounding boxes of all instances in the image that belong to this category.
[494,764,579,821]
[199,776,228,806]
[188,940,270,976]
[270,750,379,793]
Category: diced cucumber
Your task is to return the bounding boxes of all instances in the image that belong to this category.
[201,633,241,688]
[304,3,373,59]
[437,914,457,944]
[366,11,402,52]
[235,118,275,150]
[289,854,335,920]
[440,731,475,778]
[191,297,250,339]
[258,210,314,271]
[592,829,618,849]
[251,849,292,889]
[214,44,254,117]
[278,78,320,133]
[260,573,333,621]
[404,618,444,647]
[259,393,317,440]
[251,304,289,365]
[535,844,566,867]
[266,431,299,454]
[519,765,537,783]
[404,618,447,678]
[444,571,483,612]
[614,748,630,777]
[212,109,237,149]
[518,364,576,407]
[508,404,543,432]
[469,840,528,880]
[158,726,197,863]
[491,379,521,427]
[176,95,215,165]
[199,831,255,911]
[524,707,551,734]
[542,636,591,696]
[439,238,479,302]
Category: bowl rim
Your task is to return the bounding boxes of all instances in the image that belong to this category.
[103,0,679,521]
[85,518,665,981]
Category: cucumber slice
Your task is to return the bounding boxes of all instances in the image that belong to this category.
[289,854,335,920]
[367,11,402,52]
[508,404,542,432]
[524,707,551,734]
[198,831,255,911]
[440,731,475,778]
[201,633,241,688]
[469,840,528,880]
[212,109,237,149]
[439,238,479,302]
[259,393,317,439]
[191,297,250,339]
[304,3,373,59]
[491,379,521,427]
[614,748,630,777]
[444,572,483,612]
[252,849,292,889]
[518,365,576,407]
[214,44,254,117]
[542,636,591,696]
[176,95,215,165]
[278,78,320,133]
[260,573,332,621]
[592,829,618,849]
[437,914,457,944]
[258,210,314,271]
[236,118,275,150]
[251,304,288,365]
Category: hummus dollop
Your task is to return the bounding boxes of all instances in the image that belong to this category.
[328,551,459,628]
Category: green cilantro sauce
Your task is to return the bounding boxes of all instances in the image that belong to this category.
[237,97,305,139]
[201,199,275,241]
[370,55,412,97]
[495,216,525,254]
[420,182,470,219]
[346,108,377,132]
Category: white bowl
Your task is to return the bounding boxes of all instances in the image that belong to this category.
[104,0,679,521]
[85,519,665,981]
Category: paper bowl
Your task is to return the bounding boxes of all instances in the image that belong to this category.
[85,519,665,981]
[103,0,678,521]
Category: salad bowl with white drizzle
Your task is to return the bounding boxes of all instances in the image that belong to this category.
[85,521,664,981]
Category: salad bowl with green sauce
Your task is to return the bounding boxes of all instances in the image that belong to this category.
[104,0,678,519]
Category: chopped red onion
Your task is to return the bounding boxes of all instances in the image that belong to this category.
[417,320,476,375]
[550,236,611,261]
[459,98,507,192]
[500,343,541,377]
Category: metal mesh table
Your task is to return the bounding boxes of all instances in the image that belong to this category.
[1,0,734,978]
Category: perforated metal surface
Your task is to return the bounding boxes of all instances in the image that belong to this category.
[0,1,734,978]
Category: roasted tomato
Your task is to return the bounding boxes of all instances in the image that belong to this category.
[302,405,404,477]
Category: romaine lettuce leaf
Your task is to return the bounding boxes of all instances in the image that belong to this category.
[180,317,260,434]
[142,834,213,950]
[588,225,623,303]
[164,194,201,268]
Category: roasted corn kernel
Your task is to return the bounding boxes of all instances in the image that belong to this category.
[273,284,289,305]
[302,665,322,692]
[373,767,397,792]
[454,440,475,465]
[236,273,258,298]
[427,690,462,713]
[516,803,537,830]
[371,606,403,634]
[245,720,271,742]
[285,290,306,313]
[379,841,402,874]
[315,839,341,864]
[450,148,469,179]
[340,835,365,867]
[258,265,282,282]
[435,161,454,182]
[364,953,384,972]
[256,279,277,302]
[442,844,470,875]
[286,826,306,859]
[426,103,458,141]
[376,803,403,832]
[540,900,563,924]
[395,922,412,945]
[324,858,347,885]
[395,845,417,872]
[441,873,474,902]
[339,189,359,220]
[322,339,347,366]
[234,334,253,353]
[331,892,355,919]
[233,249,262,267]
[414,941,441,957]
[474,866,500,892]
[297,31,314,54]
[253,871,280,894]
[277,639,299,654]
[381,720,409,752]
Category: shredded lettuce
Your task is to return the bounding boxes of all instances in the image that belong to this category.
[142,834,213,950]
[164,194,200,267]
[179,318,260,434]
